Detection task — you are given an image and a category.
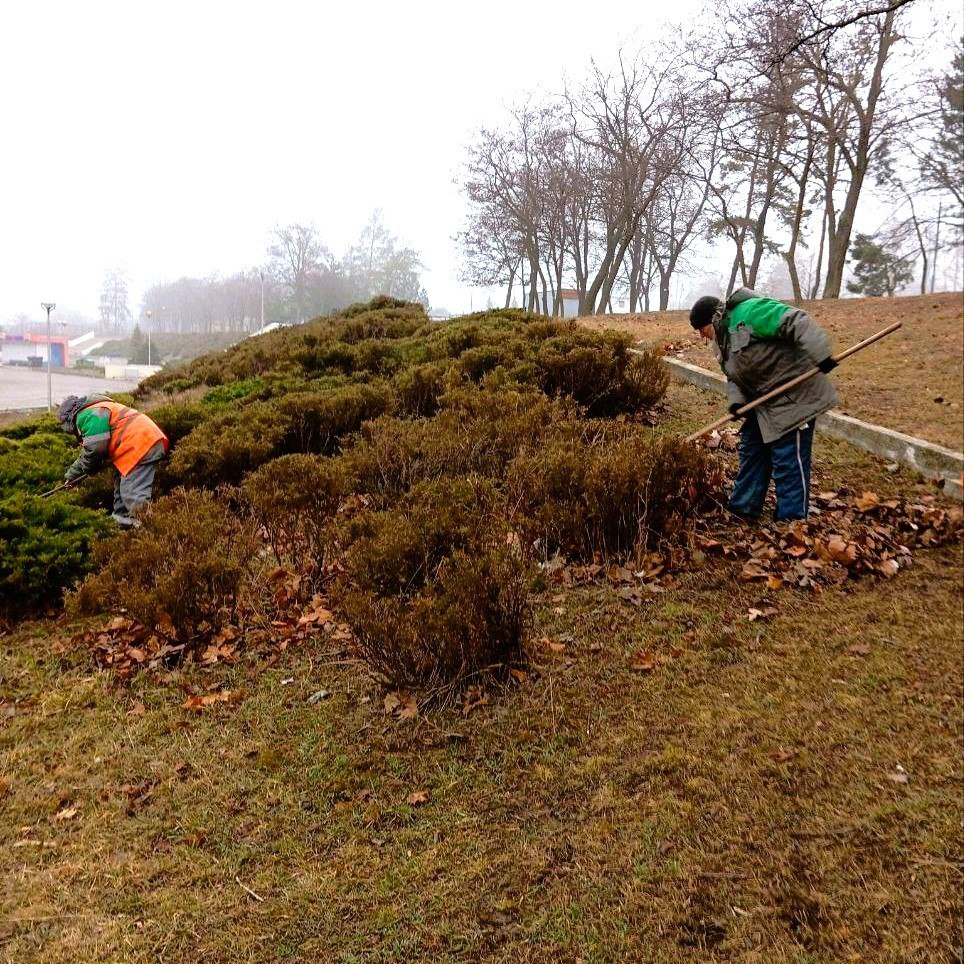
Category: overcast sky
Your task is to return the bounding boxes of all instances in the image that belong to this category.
[1,0,958,325]
[1,0,710,323]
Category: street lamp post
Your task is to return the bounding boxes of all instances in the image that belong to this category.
[41,302,56,412]
[259,270,265,330]
[145,310,152,366]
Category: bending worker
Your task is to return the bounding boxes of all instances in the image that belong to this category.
[56,394,168,527]
[689,288,837,522]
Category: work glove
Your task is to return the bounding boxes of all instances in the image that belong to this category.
[729,403,744,419]
[817,357,838,373]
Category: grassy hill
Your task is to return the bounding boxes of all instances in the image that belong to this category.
[580,291,964,451]
[0,296,960,961]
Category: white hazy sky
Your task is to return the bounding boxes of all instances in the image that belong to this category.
[1,0,707,323]
[1,0,958,325]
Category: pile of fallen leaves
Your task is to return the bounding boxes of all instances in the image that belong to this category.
[72,569,353,682]
[705,488,961,590]
[536,488,960,600]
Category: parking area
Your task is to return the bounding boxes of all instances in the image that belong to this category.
[0,367,140,412]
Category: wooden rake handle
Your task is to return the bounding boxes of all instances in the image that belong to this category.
[685,321,903,443]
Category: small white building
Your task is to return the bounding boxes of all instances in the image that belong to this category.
[559,289,581,318]
[103,363,163,380]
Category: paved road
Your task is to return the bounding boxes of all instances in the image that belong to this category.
[0,367,140,411]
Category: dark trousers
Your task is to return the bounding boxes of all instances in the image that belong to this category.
[111,440,166,525]
[729,414,815,521]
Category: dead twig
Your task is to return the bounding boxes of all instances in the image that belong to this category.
[235,875,265,902]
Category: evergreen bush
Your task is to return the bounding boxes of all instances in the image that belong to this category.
[70,490,258,643]
[0,433,75,494]
[507,432,721,557]
[0,495,112,620]
[241,454,346,578]
[334,477,529,688]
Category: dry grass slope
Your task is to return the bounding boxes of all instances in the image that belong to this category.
[581,291,964,451]
[0,381,960,963]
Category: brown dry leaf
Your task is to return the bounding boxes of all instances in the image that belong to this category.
[127,701,146,717]
[887,771,908,784]
[879,558,900,577]
[297,606,334,627]
[53,806,79,822]
[826,537,858,567]
[397,696,419,720]
[181,690,237,712]
[766,574,784,591]
[848,643,871,656]
[383,692,401,715]
[740,560,770,581]
[156,611,175,636]
[856,491,880,512]
[462,684,488,716]
[541,636,566,653]
[406,790,429,806]
[608,565,635,584]
[509,668,529,684]
[631,650,658,673]
[747,606,778,622]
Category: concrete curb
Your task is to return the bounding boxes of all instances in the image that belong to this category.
[659,356,964,501]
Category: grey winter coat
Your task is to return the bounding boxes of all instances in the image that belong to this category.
[713,288,838,444]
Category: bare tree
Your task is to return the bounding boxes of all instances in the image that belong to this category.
[268,223,330,323]
[794,4,906,297]
[98,268,131,332]
[565,53,694,313]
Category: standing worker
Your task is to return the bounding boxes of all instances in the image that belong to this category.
[689,288,838,522]
[56,394,168,527]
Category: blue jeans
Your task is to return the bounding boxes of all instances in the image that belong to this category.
[729,414,815,521]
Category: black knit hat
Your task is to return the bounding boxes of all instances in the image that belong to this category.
[55,395,84,433]
[689,295,722,329]
[690,295,720,329]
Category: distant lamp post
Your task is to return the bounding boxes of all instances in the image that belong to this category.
[145,310,152,366]
[41,301,56,412]
[259,270,265,330]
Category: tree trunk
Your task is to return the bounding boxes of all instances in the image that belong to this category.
[821,11,896,298]
[809,207,828,300]
[783,146,814,301]
[658,269,671,311]
[504,263,516,309]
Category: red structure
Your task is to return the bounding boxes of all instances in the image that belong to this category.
[0,333,70,368]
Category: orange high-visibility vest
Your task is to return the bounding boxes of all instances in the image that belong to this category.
[81,400,168,476]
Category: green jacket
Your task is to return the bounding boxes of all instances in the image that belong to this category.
[713,288,837,444]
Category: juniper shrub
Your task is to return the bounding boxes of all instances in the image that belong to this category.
[240,454,346,578]
[507,431,722,557]
[147,402,208,446]
[167,402,288,487]
[536,332,669,415]
[344,387,569,500]
[70,490,259,644]
[390,361,449,417]
[334,477,529,688]
[0,494,113,621]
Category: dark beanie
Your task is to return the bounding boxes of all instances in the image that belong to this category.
[55,395,84,432]
[689,295,722,329]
